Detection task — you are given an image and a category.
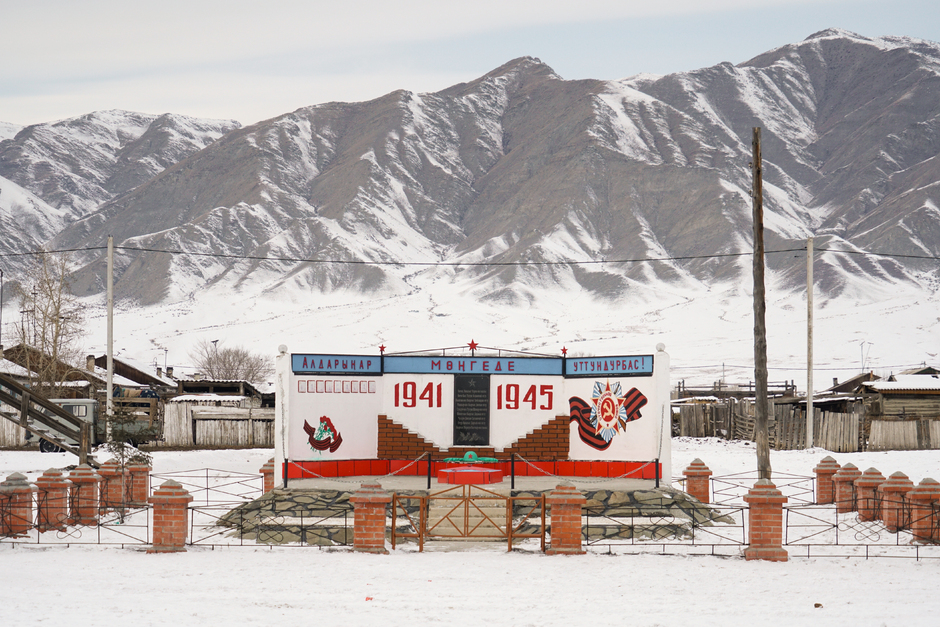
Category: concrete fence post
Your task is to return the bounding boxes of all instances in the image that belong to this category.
[744,479,788,562]
[0,473,35,537]
[546,483,586,555]
[683,459,713,504]
[350,483,391,554]
[35,468,71,532]
[68,465,101,525]
[813,456,841,505]
[148,480,194,553]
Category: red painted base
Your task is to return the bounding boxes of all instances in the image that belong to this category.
[437,465,504,484]
[286,459,662,480]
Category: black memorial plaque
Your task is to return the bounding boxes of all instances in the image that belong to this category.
[453,374,490,446]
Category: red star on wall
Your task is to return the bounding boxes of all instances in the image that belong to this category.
[379,345,386,354]
[468,340,479,351]
[561,347,568,356]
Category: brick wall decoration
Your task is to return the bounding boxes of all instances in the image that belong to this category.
[378,414,570,461]
[503,415,570,461]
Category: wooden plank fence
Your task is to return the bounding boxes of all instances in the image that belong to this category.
[677,399,864,452]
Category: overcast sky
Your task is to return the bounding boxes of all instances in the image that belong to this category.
[2,0,938,128]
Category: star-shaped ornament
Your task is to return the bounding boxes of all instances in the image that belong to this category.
[468,340,479,351]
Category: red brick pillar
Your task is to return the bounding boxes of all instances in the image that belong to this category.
[260,458,275,494]
[127,462,152,507]
[0,473,34,537]
[546,484,586,555]
[880,472,914,533]
[854,468,886,522]
[683,459,712,504]
[35,468,71,532]
[908,478,940,544]
[833,463,862,514]
[68,465,101,525]
[813,456,841,505]
[98,459,128,512]
[350,483,391,554]
[744,479,788,562]
[148,480,194,553]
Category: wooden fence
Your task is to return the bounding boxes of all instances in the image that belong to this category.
[677,399,864,452]
[163,402,274,448]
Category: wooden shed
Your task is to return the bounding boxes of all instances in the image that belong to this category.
[163,394,274,448]
[862,374,940,450]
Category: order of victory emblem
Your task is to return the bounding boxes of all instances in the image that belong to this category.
[569,381,648,450]
[303,416,343,453]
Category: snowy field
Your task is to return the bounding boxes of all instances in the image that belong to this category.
[1,439,939,626]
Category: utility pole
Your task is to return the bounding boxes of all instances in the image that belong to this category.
[751,127,771,480]
[806,236,814,449]
[106,235,114,441]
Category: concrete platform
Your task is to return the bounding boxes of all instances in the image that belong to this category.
[286,474,662,492]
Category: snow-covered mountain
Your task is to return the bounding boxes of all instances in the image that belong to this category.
[1,29,939,385]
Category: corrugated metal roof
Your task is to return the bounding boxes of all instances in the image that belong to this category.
[864,375,940,392]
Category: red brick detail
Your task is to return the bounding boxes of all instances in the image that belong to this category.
[813,456,841,505]
[832,463,862,514]
[743,479,788,562]
[98,459,129,512]
[0,473,35,537]
[68,465,102,526]
[683,458,712,504]
[127,463,152,506]
[260,458,275,493]
[35,469,70,532]
[908,478,940,544]
[148,480,194,553]
[377,415,445,460]
[546,484,586,555]
[504,415,570,461]
[350,483,391,554]
[854,468,886,522]
[880,472,914,533]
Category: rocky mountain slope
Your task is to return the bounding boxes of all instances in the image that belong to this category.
[2,29,939,316]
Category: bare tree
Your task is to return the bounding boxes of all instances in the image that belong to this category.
[12,253,84,398]
[189,339,274,385]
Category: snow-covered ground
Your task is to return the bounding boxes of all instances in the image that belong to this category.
[1,439,939,626]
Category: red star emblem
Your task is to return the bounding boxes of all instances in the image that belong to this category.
[468,340,479,351]
[561,347,568,356]
[379,345,386,354]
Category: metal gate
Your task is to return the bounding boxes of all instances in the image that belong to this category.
[391,484,545,552]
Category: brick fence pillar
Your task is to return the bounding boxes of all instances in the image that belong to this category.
[880,472,914,533]
[0,473,35,537]
[683,459,712,504]
[813,456,841,505]
[350,483,391,554]
[260,458,275,494]
[127,462,152,507]
[148,480,194,553]
[98,459,128,512]
[68,465,101,525]
[744,479,788,562]
[854,468,886,522]
[908,478,940,544]
[35,468,71,532]
[546,484,586,555]
[833,463,862,514]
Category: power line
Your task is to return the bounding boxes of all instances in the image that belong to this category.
[1,243,938,267]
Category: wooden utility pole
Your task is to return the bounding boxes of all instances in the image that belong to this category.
[751,128,771,480]
[806,236,814,449]
[106,235,114,442]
